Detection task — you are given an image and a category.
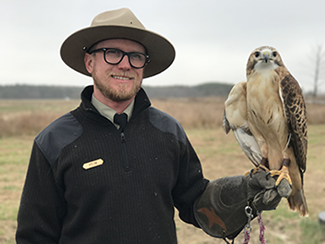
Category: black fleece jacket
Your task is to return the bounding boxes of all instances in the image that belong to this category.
[16,86,209,244]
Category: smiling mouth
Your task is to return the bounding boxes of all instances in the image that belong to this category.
[111,75,133,80]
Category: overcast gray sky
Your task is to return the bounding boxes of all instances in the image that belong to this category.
[2,0,325,92]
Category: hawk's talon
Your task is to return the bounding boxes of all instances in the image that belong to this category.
[269,166,293,186]
[244,167,259,178]
[249,168,255,178]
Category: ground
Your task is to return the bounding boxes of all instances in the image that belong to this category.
[0,99,325,243]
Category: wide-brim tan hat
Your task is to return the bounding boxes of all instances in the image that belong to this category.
[60,8,175,78]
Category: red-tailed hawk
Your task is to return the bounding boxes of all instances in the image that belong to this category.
[223,46,308,216]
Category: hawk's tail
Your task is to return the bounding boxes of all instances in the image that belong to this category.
[287,189,308,217]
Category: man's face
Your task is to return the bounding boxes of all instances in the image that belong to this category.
[85,39,146,102]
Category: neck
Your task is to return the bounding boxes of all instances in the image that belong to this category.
[93,89,135,114]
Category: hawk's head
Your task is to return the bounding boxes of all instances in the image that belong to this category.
[246,46,285,76]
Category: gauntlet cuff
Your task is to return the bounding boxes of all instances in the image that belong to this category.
[194,176,252,240]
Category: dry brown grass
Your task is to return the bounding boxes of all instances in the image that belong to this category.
[306,103,325,124]
[152,97,226,129]
[153,97,325,129]
[0,99,80,138]
[2,97,324,138]
[0,113,59,137]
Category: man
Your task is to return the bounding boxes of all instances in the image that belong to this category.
[16,8,290,244]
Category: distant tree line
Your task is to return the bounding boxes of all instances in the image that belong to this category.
[0,85,83,99]
[0,82,234,99]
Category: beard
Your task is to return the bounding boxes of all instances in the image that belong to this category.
[93,75,142,102]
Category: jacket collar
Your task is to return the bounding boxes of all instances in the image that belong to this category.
[79,85,151,123]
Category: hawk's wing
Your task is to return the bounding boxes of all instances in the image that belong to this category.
[279,73,308,175]
[222,81,262,166]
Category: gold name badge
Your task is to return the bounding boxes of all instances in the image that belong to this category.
[83,159,104,170]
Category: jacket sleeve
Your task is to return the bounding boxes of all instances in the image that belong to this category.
[172,136,209,227]
[16,141,66,244]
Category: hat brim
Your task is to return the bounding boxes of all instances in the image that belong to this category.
[60,25,175,78]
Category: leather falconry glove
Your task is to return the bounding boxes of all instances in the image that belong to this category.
[194,168,292,242]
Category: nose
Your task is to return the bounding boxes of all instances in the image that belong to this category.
[117,55,131,69]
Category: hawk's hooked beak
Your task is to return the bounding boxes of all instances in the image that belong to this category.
[263,52,269,63]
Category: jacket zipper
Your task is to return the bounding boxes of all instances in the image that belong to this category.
[120,132,130,172]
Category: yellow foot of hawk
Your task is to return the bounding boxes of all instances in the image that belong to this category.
[244,157,270,177]
[269,159,293,186]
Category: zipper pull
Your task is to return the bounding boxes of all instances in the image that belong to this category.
[120,132,126,143]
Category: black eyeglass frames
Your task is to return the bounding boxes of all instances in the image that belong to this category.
[88,48,150,69]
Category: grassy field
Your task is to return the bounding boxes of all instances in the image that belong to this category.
[0,98,325,243]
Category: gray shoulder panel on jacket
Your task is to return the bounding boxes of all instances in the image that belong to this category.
[35,112,83,165]
[149,107,186,144]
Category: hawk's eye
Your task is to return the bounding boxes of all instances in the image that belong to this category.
[272,51,277,57]
[254,52,260,58]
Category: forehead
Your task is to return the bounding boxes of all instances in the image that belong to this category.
[254,46,276,53]
[96,39,146,53]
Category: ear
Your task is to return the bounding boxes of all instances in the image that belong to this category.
[84,53,94,74]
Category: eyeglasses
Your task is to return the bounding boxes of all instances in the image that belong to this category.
[88,48,150,69]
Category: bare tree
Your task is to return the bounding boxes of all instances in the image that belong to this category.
[311,44,325,98]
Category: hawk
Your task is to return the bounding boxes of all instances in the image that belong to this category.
[223,46,308,216]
